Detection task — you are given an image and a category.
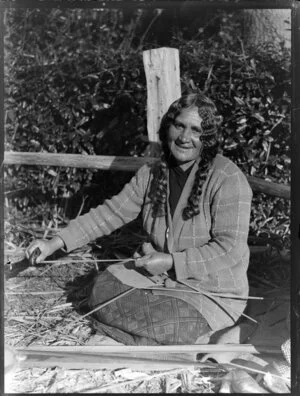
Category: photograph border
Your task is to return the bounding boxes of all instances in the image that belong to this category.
[1,0,298,394]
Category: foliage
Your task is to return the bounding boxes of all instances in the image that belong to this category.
[4,8,291,248]
[171,13,291,247]
[4,8,149,210]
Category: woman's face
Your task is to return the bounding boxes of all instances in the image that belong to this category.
[167,107,203,166]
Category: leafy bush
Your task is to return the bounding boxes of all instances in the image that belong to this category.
[4,9,291,248]
[4,9,149,209]
[171,13,291,247]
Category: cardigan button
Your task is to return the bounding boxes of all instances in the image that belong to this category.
[166,227,169,240]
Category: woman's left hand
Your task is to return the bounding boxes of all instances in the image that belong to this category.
[135,252,173,275]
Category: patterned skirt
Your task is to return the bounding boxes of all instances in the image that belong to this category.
[87,269,211,345]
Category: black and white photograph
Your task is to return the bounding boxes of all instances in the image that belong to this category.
[3,0,297,393]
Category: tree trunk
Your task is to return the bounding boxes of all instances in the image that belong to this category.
[243,9,291,48]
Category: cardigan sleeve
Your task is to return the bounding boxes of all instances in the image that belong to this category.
[57,165,151,252]
[172,170,252,281]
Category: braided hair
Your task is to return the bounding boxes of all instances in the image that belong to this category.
[149,92,222,220]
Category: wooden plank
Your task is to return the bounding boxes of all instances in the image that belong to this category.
[3,151,290,199]
[17,353,214,371]
[143,47,181,151]
[14,344,282,371]
[17,344,281,355]
[3,151,157,172]
[247,175,290,199]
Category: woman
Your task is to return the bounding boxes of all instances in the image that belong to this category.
[26,93,252,346]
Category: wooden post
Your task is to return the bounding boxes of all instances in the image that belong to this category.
[143,47,181,155]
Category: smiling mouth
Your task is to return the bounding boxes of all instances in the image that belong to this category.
[175,144,193,150]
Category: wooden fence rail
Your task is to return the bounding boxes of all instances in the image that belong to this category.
[3,151,290,199]
[3,151,157,172]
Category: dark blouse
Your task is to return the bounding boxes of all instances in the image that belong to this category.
[169,161,194,218]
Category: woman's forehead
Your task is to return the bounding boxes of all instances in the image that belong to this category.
[175,107,203,124]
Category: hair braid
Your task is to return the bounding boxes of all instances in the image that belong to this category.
[182,139,219,220]
[148,155,168,218]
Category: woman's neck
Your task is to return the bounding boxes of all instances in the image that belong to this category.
[178,160,196,171]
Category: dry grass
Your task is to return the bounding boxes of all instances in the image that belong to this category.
[4,205,291,393]
[6,365,224,393]
[5,219,224,393]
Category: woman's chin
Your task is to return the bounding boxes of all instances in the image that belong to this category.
[172,151,197,165]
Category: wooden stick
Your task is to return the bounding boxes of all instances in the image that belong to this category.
[14,344,282,372]
[176,279,258,323]
[16,344,281,355]
[5,290,64,295]
[47,303,72,313]
[226,361,290,380]
[39,258,134,264]
[147,286,263,300]
[18,353,212,371]
[80,287,136,320]
[7,315,62,320]
[15,344,282,371]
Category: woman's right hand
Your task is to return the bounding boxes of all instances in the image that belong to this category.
[25,236,65,265]
[133,242,157,259]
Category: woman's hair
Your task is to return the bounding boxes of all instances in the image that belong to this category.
[149,92,223,220]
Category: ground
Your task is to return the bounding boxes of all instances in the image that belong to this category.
[4,219,290,393]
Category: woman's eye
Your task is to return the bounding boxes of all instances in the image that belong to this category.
[192,129,202,136]
[174,123,183,130]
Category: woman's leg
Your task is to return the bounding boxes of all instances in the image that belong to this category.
[87,269,211,345]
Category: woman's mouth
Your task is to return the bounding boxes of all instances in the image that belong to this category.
[175,144,193,151]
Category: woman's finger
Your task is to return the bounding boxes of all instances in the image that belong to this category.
[133,251,141,259]
[134,255,150,268]
[25,242,39,259]
[142,242,156,255]
[35,250,46,265]
[134,258,144,268]
[29,247,42,265]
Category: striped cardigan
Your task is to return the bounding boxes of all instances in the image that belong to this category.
[58,154,252,331]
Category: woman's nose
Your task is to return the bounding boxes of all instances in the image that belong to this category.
[178,128,192,141]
